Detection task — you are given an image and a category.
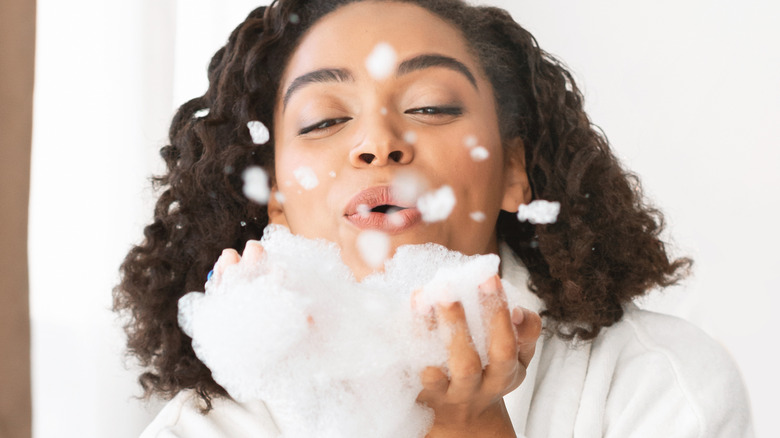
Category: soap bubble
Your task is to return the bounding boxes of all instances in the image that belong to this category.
[247,121,270,145]
[357,204,371,218]
[242,166,270,204]
[329,170,337,178]
[416,185,456,223]
[356,230,390,268]
[469,211,486,222]
[470,146,489,161]
[193,108,210,118]
[294,166,319,190]
[463,135,478,148]
[517,200,560,224]
[404,131,417,144]
[274,192,286,205]
[365,42,397,80]
[391,171,427,205]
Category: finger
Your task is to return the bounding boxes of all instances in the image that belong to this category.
[416,366,449,404]
[437,300,483,400]
[215,248,241,275]
[513,307,542,368]
[240,240,265,266]
[480,276,521,394]
[410,289,435,330]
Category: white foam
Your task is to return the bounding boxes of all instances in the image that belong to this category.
[470,146,489,161]
[517,199,560,224]
[356,230,390,267]
[247,120,270,145]
[416,185,456,223]
[357,204,371,218]
[365,42,397,80]
[242,166,270,204]
[391,171,427,205]
[179,225,524,438]
[463,135,478,148]
[470,211,486,222]
[293,166,319,190]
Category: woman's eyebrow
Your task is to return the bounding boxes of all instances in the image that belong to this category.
[283,68,354,109]
[397,54,478,89]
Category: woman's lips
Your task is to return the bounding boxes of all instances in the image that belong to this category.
[346,208,423,233]
[344,186,422,233]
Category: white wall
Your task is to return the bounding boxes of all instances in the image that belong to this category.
[488,1,779,436]
[30,0,268,436]
[30,0,777,436]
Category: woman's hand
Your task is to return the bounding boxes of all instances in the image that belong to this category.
[209,240,265,281]
[417,275,542,438]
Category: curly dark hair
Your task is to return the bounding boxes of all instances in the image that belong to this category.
[115,0,691,408]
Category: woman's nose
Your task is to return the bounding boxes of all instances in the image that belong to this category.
[349,115,414,167]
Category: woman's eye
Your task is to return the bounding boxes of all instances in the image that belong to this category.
[298,117,351,135]
[405,106,463,117]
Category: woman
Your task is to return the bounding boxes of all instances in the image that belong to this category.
[116,0,754,436]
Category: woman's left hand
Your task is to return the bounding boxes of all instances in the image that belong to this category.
[416,275,542,438]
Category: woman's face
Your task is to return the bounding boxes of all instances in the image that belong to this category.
[272,1,528,278]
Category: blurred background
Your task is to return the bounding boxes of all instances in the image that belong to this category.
[1,0,776,436]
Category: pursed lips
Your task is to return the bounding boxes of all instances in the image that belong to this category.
[343,186,422,233]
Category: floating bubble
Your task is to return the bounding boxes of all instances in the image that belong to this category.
[380,107,388,115]
[294,166,319,190]
[416,185,456,223]
[193,108,210,118]
[242,166,270,204]
[470,146,489,161]
[470,211,486,222]
[357,204,371,218]
[403,131,417,144]
[388,211,406,227]
[365,42,397,80]
[247,120,270,145]
[517,200,560,224]
[463,135,478,148]
[356,230,390,268]
[391,171,427,205]
[329,170,337,178]
[289,13,300,24]
[274,192,286,205]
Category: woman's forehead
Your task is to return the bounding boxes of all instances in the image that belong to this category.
[279,1,484,93]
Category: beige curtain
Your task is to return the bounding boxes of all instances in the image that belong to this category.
[0,0,35,436]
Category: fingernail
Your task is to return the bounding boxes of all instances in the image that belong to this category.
[478,275,501,296]
[511,307,525,325]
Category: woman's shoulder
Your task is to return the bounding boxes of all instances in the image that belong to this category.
[140,390,281,438]
[590,304,754,437]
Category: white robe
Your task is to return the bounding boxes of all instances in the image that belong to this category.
[141,245,754,437]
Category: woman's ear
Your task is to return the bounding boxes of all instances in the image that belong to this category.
[501,137,532,213]
[267,186,289,227]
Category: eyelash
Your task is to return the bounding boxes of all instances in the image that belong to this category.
[298,117,352,135]
[405,106,463,117]
[297,106,464,135]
